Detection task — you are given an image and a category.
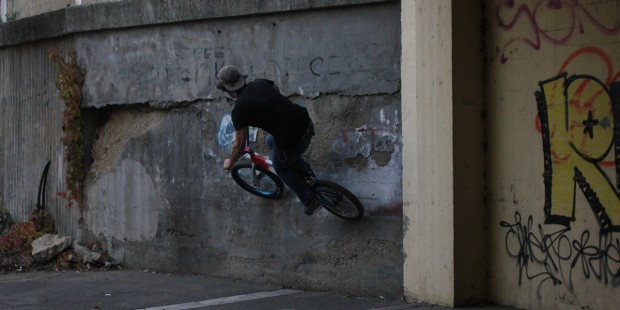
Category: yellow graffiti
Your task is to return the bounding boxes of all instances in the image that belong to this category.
[538,73,620,232]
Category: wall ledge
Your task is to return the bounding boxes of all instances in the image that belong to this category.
[0,0,396,47]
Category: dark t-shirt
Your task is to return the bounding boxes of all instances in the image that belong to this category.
[232,79,312,147]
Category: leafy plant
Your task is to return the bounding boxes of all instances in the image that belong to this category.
[31,209,56,234]
[4,11,17,22]
[0,206,57,271]
[48,49,85,208]
[0,221,41,252]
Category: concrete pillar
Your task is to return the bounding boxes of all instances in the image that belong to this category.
[402,0,455,305]
[402,0,486,306]
[451,0,486,305]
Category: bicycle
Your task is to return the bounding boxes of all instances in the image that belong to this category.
[228,138,365,220]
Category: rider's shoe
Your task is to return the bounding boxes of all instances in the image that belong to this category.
[304,198,323,215]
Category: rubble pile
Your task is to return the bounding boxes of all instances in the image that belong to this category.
[0,208,119,273]
[1,231,119,272]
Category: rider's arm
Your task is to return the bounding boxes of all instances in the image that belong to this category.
[223,128,248,170]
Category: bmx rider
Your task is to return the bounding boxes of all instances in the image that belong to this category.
[217,65,323,215]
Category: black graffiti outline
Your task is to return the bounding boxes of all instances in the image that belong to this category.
[500,212,569,289]
[571,229,620,287]
[501,212,620,290]
[310,57,323,77]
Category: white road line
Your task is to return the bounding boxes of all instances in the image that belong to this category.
[138,289,303,310]
[368,305,417,310]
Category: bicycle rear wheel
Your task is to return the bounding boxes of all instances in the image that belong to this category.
[230,162,284,199]
[313,180,364,220]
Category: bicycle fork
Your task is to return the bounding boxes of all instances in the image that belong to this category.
[250,163,265,186]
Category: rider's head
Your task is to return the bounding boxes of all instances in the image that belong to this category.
[216,65,247,98]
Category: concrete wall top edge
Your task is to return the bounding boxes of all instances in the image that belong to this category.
[0,0,398,47]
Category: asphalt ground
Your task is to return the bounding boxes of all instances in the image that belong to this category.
[0,269,518,310]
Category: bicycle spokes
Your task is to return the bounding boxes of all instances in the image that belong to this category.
[235,166,280,196]
[251,168,265,185]
[313,181,364,220]
[316,187,342,207]
[252,173,274,192]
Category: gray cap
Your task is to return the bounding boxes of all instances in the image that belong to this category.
[217,65,246,91]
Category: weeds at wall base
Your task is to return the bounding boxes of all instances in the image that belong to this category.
[0,207,116,273]
[0,207,54,272]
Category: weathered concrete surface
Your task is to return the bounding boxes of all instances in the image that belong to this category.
[0,0,397,47]
[1,0,402,299]
[75,2,400,106]
[0,39,81,233]
[80,95,402,297]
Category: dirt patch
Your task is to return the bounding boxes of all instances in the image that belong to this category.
[371,150,392,167]
[89,107,166,177]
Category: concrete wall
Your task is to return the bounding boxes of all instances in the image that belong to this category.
[2,0,121,20]
[0,0,402,298]
[0,39,82,234]
[5,0,72,20]
[13,0,620,308]
[402,0,620,309]
[486,0,620,309]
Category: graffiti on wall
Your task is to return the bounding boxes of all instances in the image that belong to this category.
[177,45,384,95]
[216,113,258,148]
[331,108,401,163]
[537,74,620,232]
[217,113,235,147]
[536,47,620,232]
[502,46,620,288]
[496,0,620,63]
[501,212,620,289]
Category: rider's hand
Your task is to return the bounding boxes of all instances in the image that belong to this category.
[223,158,232,171]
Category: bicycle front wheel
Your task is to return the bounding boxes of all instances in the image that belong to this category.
[313,180,364,220]
[230,162,284,199]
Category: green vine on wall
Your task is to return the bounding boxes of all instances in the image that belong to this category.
[48,49,85,208]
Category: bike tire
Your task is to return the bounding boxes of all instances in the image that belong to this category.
[230,162,284,199]
[313,180,364,220]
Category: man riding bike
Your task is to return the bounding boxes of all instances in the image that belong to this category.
[217,65,323,215]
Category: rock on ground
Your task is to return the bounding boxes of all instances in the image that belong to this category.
[31,234,73,262]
